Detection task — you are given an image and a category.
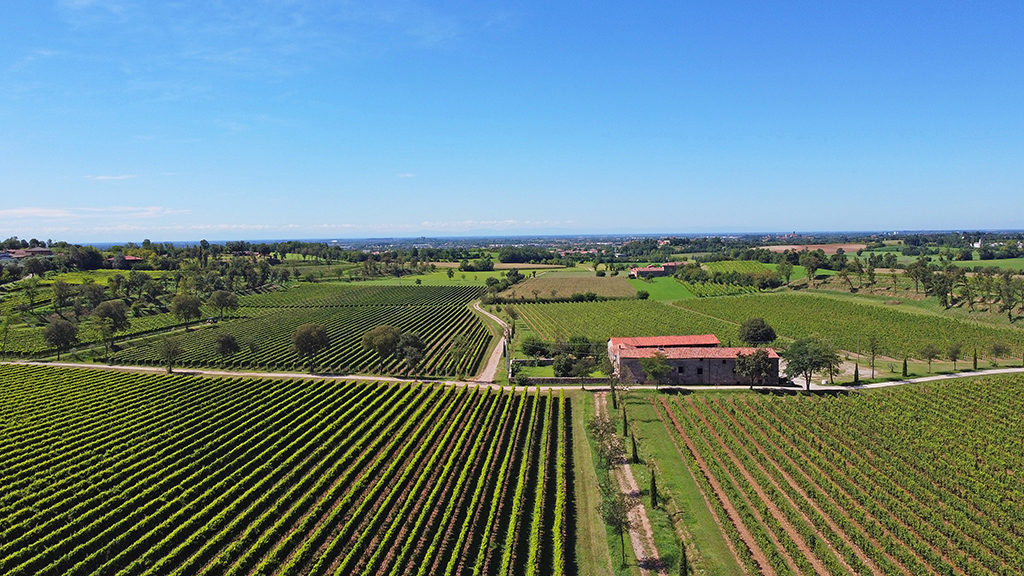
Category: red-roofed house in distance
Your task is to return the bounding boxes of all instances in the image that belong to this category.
[608,335,779,386]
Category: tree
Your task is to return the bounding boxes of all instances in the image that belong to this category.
[947,342,963,371]
[521,335,549,358]
[973,347,978,370]
[170,294,203,330]
[600,484,637,568]
[783,335,840,390]
[0,314,10,360]
[361,325,402,372]
[43,319,78,360]
[737,317,776,346]
[919,344,940,373]
[245,337,260,366]
[79,282,106,309]
[680,540,689,576]
[552,353,574,377]
[638,351,672,388]
[777,260,794,285]
[93,300,131,351]
[52,280,74,315]
[398,332,426,374]
[587,415,624,469]
[636,290,649,300]
[650,468,659,509]
[207,290,239,321]
[446,268,455,279]
[902,357,908,377]
[216,333,241,360]
[867,334,879,378]
[990,341,1010,365]
[293,323,330,373]
[799,253,823,288]
[23,277,40,307]
[156,338,180,373]
[735,348,775,389]
[853,363,859,384]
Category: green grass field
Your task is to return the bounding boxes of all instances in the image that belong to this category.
[626,277,695,301]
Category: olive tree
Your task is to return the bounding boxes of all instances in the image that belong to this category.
[207,290,239,321]
[361,325,402,372]
[170,294,203,330]
[93,300,131,351]
[43,319,78,360]
[293,323,330,373]
[737,317,776,346]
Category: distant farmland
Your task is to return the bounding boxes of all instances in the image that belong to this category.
[499,274,637,300]
[766,243,867,255]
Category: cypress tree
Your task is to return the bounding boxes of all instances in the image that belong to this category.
[680,540,688,576]
[973,347,978,370]
[902,357,908,377]
[650,471,658,508]
[853,363,859,384]
[622,406,628,436]
[631,434,639,464]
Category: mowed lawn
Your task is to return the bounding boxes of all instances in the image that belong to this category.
[627,277,695,300]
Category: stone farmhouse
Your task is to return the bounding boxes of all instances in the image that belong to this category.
[628,262,682,279]
[608,335,780,386]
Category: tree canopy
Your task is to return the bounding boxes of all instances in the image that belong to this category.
[737,317,777,346]
[293,323,330,373]
[361,325,402,372]
[207,290,239,321]
[638,351,672,388]
[783,335,841,390]
[735,348,775,388]
[170,294,203,329]
[43,319,78,360]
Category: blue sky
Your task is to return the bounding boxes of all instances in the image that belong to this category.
[2,1,1022,242]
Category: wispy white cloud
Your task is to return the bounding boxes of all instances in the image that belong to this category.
[0,207,76,219]
[396,172,415,178]
[86,174,136,180]
[0,205,187,220]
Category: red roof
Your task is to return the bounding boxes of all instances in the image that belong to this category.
[618,346,779,360]
[610,335,721,348]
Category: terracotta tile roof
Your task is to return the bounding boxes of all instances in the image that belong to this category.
[609,335,721,348]
[618,346,779,360]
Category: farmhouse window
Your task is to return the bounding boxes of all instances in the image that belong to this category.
[677,366,684,374]
[696,367,703,375]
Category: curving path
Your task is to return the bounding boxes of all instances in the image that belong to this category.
[470,301,510,383]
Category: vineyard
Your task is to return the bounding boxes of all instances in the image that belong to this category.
[649,374,1024,575]
[511,300,739,343]
[104,284,491,377]
[0,364,575,576]
[676,292,1024,359]
[701,261,768,274]
[677,281,760,298]
[238,284,483,308]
